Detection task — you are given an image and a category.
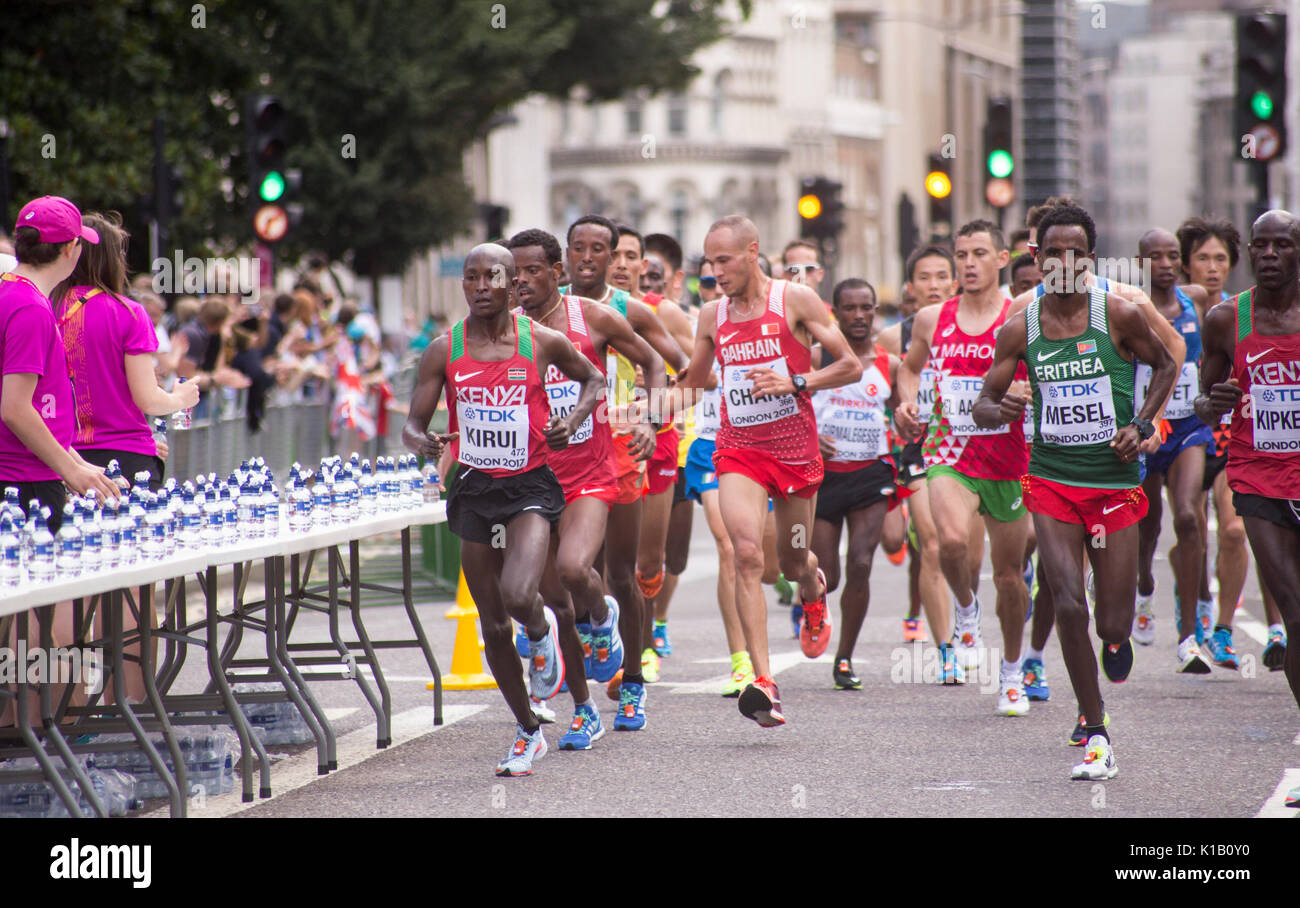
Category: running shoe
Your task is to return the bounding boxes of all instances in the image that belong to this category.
[1176,635,1212,674]
[558,702,605,750]
[652,620,672,657]
[722,653,755,698]
[1263,626,1287,672]
[832,657,861,690]
[774,573,795,605]
[1132,589,1156,646]
[1101,639,1134,683]
[799,569,832,659]
[1069,711,1109,746]
[1195,598,1214,646]
[530,697,557,725]
[1021,656,1050,701]
[528,608,565,700]
[886,545,907,566]
[575,618,594,678]
[952,598,983,671]
[496,724,547,777]
[1070,735,1117,781]
[1286,785,1300,809]
[790,603,803,639]
[613,681,646,731]
[902,617,925,642]
[641,647,661,683]
[605,669,624,701]
[589,597,624,684]
[996,677,1029,717]
[738,676,785,727]
[938,642,965,685]
[514,622,530,659]
[1204,626,1239,671]
[1084,569,1096,616]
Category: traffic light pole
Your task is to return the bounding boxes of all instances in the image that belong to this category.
[1252,160,1270,223]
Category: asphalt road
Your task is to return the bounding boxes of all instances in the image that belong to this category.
[146,506,1300,819]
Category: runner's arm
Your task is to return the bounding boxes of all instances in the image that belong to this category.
[626,299,688,372]
[1194,300,1241,425]
[674,300,718,391]
[401,335,453,459]
[588,304,662,457]
[877,322,902,357]
[654,298,696,359]
[885,353,902,411]
[534,321,604,449]
[972,312,1028,429]
[771,281,862,395]
[1112,295,1176,461]
[894,304,938,440]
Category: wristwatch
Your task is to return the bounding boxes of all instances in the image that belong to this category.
[1129,417,1155,440]
[791,374,808,395]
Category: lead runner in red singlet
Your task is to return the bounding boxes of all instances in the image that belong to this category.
[1197,210,1300,734]
[676,215,863,727]
[403,244,605,777]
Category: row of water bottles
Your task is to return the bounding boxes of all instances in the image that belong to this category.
[0,453,441,590]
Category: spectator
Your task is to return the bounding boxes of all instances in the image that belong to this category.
[0,230,14,275]
[171,296,249,420]
[166,294,199,336]
[228,306,278,433]
[50,212,198,489]
[264,292,295,358]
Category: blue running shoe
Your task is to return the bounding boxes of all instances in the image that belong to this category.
[1204,626,1239,670]
[589,596,624,684]
[613,681,646,730]
[652,620,672,657]
[558,702,605,750]
[791,603,803,640]
[938,642,965,685]
[1195,599,1214,646]
[1021,657,1050,701]
[514,622,529,659]
[576,619,594,678]
[1263,626,1287,672]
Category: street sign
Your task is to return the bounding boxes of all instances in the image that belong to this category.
[254,204,288,243]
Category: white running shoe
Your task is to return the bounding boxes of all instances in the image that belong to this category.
[1132,589,1156,646]
[996,677,1030,717]
[530,697,557,724]
[496,724,547,776]
[952,599,983,671]
[527,607,565,700]
[1070,734,1117,780]
[1176,635,1212,674]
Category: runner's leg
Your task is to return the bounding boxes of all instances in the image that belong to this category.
[1165,444,1207,635]
[835,501,888,661]
[702,489,744,653]
[1135,470,1164,598]
[719,472,778,679]
[927,472,981,610]
[984,512,1030,664]
[1033,513,1103,726]
[606,500,645,680]
[773,493,821,606]
[655,497,694,623]
[1240,517,1300,708]
[638,486,674,644]
[1212,471,1249,625]
[908,478,950,643]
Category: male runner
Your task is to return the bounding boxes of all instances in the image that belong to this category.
[1131,229,1214,672]
[877,245,958,656]
[645,232,686,302]
[402,243,605,776]
[610,225,693,682]
[974,204,1176,779]
[812,278,901,689]
[1179,216,1287,668]
[1010,254,1043,298]
[1195,211,1300,795]
[782,239,826,298]
[896,220,1032,714]
[506,228,666,738]
[676,215,863,726]
[564,214,686,725]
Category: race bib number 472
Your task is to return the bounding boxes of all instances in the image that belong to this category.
[457,400,530,470]
[1037,375,1117,446]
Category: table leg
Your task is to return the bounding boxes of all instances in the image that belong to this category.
[401,526,442,726]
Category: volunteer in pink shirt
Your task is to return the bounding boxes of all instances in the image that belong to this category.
[52,212,198,489]
[0,197,120,529]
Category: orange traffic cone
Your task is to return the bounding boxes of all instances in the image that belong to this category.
[433,569,496,690]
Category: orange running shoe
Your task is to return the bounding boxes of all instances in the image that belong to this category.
[886,545,907,566]
[738,676,785,727]
[605,668,624,701]
[799,569,832,658]
[902,617,925,642]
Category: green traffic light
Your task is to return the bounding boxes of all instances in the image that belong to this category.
[987,149,1014,179]
[1251,91,1274,120]
[259,170,286,202]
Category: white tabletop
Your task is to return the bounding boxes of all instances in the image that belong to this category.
[0,502,448,617]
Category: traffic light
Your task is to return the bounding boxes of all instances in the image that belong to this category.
[1235,11,1288,162]
[246,94,293,243]
[925,152,952,240]
[797,176,845,242]
[983,97,1015,209]
[480,203,510,241]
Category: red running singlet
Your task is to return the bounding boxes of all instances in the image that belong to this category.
[1226,289,1300,499]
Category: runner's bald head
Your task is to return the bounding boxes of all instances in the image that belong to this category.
[1137,228,1177,256]
[466,242,516,286]
[1252,209,1300,243]
[706,215,759,252]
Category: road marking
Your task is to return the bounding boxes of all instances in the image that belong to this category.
[1237,616,1270,647]
[1292,730,1300,746]
[143,703,486,818]
[1254,769,1300,818]
[668,650,832,695]
[323,707,358,721]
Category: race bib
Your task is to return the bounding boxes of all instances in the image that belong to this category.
[1250,384,1300,452]
[546,377,592,445]
[917,366,939,423]
[695,386,721,440]
[1037,374,1118,446]
[1135,361,1198,420]
[1023,400,1035,443]
[820,398,886,461]
[940,373,1007,436]
[723,357,797,427]
[457,398,530,471]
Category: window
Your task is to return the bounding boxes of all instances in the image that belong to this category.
[668,93,687,137]
[711,72,729,133]
[625,95,643,137]
[671,190,688,242]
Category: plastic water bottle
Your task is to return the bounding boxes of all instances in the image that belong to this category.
[171,376,193,429]
[394,455,411,505]
[128,488,147,539]
[202,481,224,547]
[4,487,20,520]
[312,474,332,528]
[102,499,122,570]
[162,486,179,556]
[246,480,266,540]
[132,470,151,492]
[22,499,41,568]
[227,472,242,505]
[289,476,311,533]
[118,496,139,566]
[106,459,130,495]
[383,458,400,512]
[153,417,168,453]
[220,483,238,545]
[29,507,55,584]
[143,493,168,561]
[56,503,83,579]
[357,460,378,516]
[337,468,358,523]
[263,481,280,536]
[1,513,22,588]
[422,461,441,504]
[178,482,202,547]
[236,478,255,538]
[81,493,103,574]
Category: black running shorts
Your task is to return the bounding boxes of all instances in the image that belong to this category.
[1232,491,1300,532]
[446,464,565,544]
[814,459,897,525]
[1202,452,1228,492]
[895,439,927,486]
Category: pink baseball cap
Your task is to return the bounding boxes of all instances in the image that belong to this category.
[14,196,100,245]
